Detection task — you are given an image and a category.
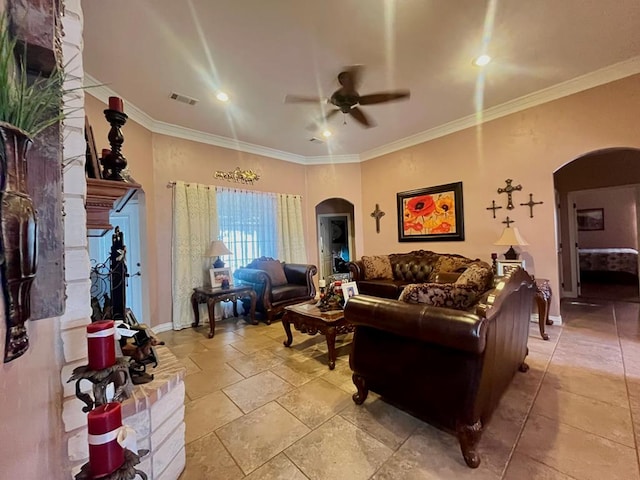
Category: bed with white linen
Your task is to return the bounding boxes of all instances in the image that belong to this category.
[579,248,638,282]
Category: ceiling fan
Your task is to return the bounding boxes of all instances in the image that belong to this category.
[284,66,410,128]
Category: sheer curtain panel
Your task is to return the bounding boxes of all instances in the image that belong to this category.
[277,193,307,263]
[171,181,218,330]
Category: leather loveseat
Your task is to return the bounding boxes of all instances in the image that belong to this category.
[233,257,317,323]
[344,268,535,468]
[348,250,486,299]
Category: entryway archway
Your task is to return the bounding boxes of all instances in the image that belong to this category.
[315,198,356,283]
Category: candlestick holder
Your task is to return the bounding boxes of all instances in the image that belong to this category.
[102,109,129,181]
[75,448,150,480]
[67,357,133,412]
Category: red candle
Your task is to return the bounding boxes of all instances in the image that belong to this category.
[88,402,125,477]
[108,96,124,113]
[101,148,111,158]
[87,320,116,371]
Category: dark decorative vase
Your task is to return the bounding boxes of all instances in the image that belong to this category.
[0,123,38,363]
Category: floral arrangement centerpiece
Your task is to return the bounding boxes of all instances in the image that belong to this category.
[318,280,345,311]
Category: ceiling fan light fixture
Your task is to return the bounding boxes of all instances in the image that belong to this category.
[322,130,332,138]
[473,54,492,67]
[216,91,230,102]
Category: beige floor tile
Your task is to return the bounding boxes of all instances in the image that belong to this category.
[286,415,393,480]
[184,390,243,444]
[232,323,273,339]
[371,424,504,480]
[321,358,357,393]
[167,340,210,358]
[216,402,310,475]
[516,413,639,480]
[188,345,247,371]
[550,343,624,377]
[339,395,422,450]
[532,383,634,447]
[228,334,283,354]
[180,432,244,480]
[223,371,294,413]
[179,356,202,377]
[503,452,575,480]
[157,328,204,346]
[183,364,244,400]
[544,363,628,408]
[227,348,285,377]
[277,377,351,428]
[243,453,307,480]
[197,330,244,348]
[270,355,330,386]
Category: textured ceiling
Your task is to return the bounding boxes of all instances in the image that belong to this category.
[82,0,640,159]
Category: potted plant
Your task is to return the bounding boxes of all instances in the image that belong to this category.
[0,13,66,362]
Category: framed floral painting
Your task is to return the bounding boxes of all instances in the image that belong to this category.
[397,182,465,242]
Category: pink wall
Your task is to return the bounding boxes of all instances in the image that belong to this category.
[575,188,638,249]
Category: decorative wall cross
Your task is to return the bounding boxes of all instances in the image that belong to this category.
[486,200,502,219]
[497,179,522,210]
[520,193,543,218]
[370,204,385,233]
[502,216,515,227]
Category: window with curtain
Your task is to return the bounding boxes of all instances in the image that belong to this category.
[216,187,278,271]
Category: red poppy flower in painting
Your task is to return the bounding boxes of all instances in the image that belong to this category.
[404,220,424,233]
[432,222,452,233]
[406,195,435,217]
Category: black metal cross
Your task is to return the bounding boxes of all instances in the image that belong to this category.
[520,193,543,218]
[486,200,503,219]
[502,216,515,228]
[497,179,522,210]
[370,204,385,234]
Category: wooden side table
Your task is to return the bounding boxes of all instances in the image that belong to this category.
[191,286,257,338]
[534,278,553,340]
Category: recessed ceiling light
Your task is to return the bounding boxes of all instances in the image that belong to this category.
[216,91,229,102]
[473,54,492,67]
[322,130,332,138]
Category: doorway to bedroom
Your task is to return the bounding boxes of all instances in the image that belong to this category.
[315,198,355,283]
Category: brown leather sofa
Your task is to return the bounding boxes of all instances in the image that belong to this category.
[233,257,317,323]
[348,250,482,299]
[344,268,535,468]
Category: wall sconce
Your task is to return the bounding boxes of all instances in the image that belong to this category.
[214,167,260,185]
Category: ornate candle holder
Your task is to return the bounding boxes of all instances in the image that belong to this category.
[102,109,129,181]
[67,357,133,412]
[75,448,149,480]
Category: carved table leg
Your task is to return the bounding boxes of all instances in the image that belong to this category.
[282,313,293,347]
[206,299,216,338]
[325,326,337,370]
[191,292,200,328]
[232,295,239,317]
[535,292,550,341]
[352,373,368,405]
[247,290,258,325]
[456,420,483,468]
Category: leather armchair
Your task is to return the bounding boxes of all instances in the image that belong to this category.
[344,268,535,468]
[233,257,317,324]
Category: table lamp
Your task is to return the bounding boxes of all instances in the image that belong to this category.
[493,226,528,260]
[205,240,232,268]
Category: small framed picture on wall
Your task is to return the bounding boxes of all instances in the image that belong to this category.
[496,259,526,277]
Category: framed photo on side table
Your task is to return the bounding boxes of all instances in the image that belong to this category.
[210,268,233,288]
[341,281,359,304]
[496,259,526,277]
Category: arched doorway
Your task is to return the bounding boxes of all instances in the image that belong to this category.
[554,148,640,302]
[315,198,355,282]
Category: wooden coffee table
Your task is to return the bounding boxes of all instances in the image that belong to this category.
[282,303,354,370]
[191,286,257,338]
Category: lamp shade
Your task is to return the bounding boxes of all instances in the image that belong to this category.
[204,240,232,257]
[493,227,529,246]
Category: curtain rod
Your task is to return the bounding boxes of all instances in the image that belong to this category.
[166,181,302,198]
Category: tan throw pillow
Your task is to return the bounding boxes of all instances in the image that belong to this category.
[255,260,288,286]
[399,282,479,310]
[455,262,494,292]
[435,255,471,274]
[361,255,393,280]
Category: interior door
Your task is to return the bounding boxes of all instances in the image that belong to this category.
[317,216,333,281]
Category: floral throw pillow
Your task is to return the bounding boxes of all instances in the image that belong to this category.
[399,282,479,310]
[362,255,394,280]
[454,262,494,292]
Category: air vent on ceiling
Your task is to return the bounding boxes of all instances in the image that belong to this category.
[169,92,198,106]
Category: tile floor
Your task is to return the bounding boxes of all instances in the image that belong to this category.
[158,299,640,480]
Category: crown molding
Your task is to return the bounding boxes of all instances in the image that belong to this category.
[360,56,640,161]
[86,56,640,165]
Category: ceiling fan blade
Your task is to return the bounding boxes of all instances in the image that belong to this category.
[349,106,374,128]
[337,65,363,93]
[306,109,340,131]
[358,90,410,105]
[284,94,326,104]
